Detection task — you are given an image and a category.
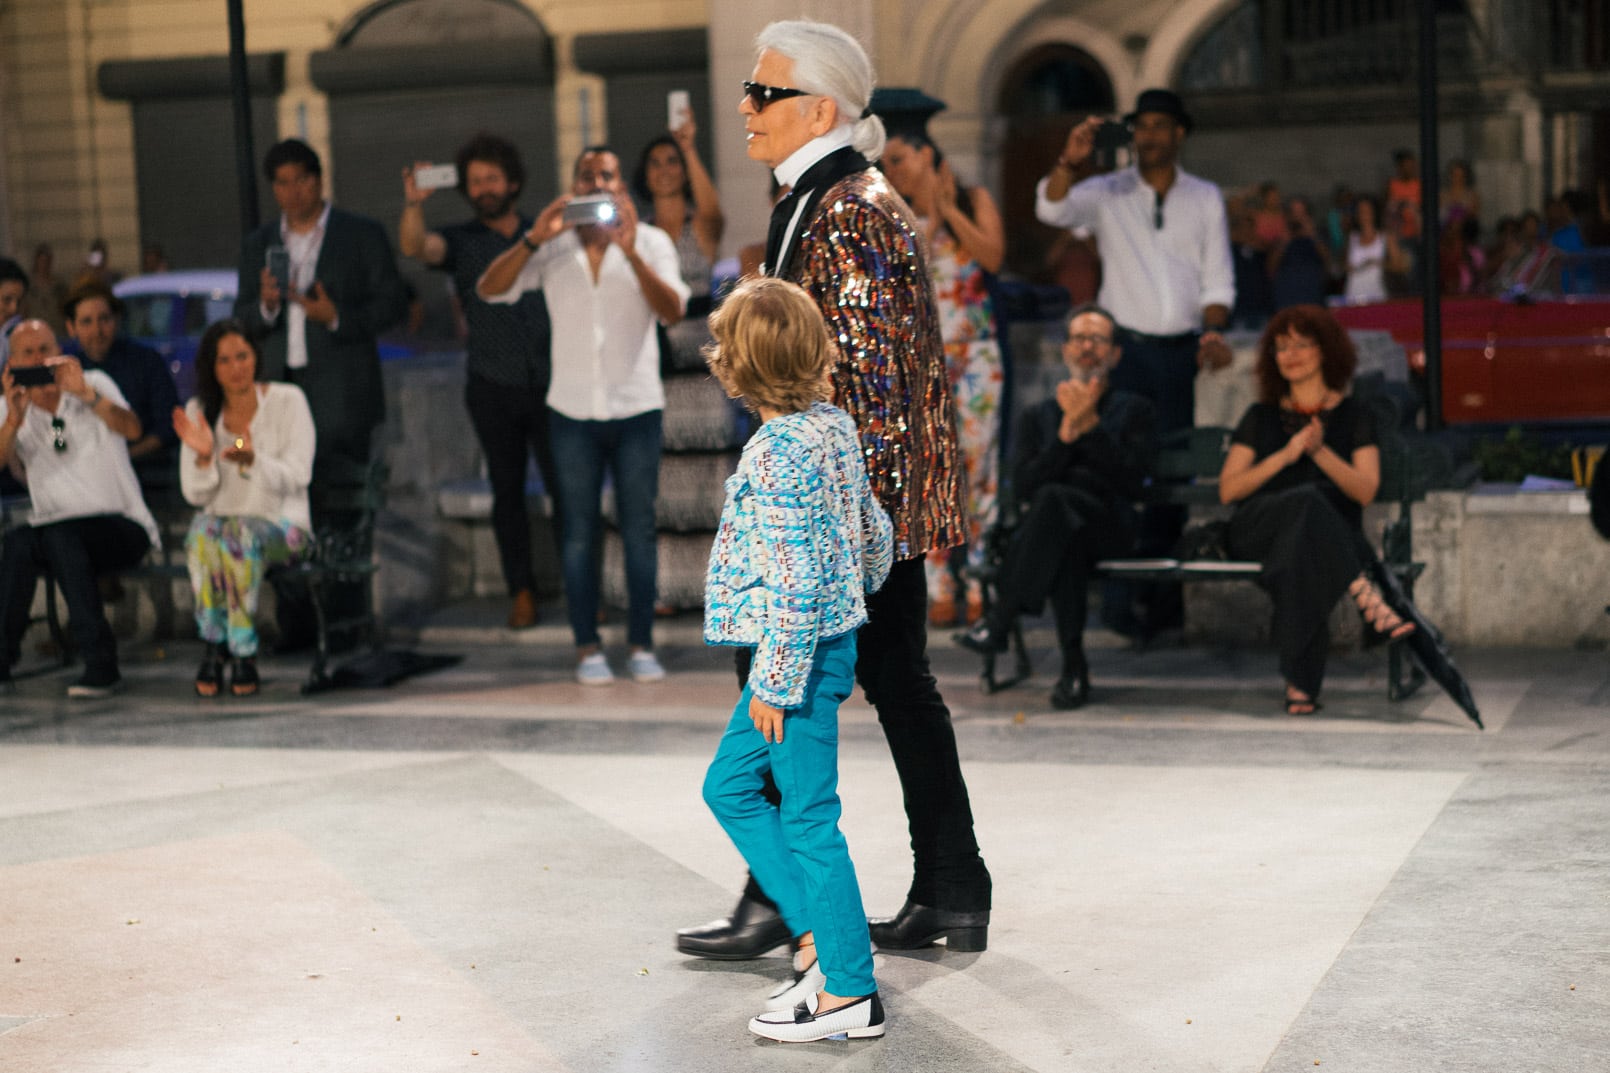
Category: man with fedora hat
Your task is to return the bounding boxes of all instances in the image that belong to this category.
[1036,87,1235,636]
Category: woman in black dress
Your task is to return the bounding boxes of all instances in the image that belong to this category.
[1219,304,1414,714]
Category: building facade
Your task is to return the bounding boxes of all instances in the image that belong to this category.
[0,0,1603,279]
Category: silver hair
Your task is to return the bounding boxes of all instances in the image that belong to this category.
[755,19,885,160]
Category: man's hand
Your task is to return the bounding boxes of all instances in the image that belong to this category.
[172,406,215,461]
[402,161,436,206]
[527,195,571,249]
[609,193,639,253]
[259,265,283,316]
[297,281,338,326]
[1197,330,1233,371]
[1056,375,1104,441]
[46,356,91,403]
[1058,116,1104,173]
[749,695,786,744]
[2,368,28,429]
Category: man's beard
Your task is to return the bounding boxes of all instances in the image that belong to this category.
[474,193,516,220]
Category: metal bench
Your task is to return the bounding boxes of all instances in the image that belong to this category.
[977,397,1429,703]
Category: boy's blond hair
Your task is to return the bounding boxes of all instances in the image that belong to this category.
[705,276,834,413]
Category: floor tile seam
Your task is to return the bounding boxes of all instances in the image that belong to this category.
[1251,768,1476,1073]
[0,751,479,825]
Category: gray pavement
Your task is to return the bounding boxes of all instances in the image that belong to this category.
[1,600,1606,1072]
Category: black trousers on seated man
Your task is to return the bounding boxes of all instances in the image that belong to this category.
[991,482,1135,672]
[729,558,992,919]
[0,514,150,679]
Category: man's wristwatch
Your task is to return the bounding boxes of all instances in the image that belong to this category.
[520,233,540,252]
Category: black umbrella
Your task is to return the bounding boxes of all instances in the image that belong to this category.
[1366,559,1483,729]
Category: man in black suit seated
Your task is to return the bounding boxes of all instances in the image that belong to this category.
[956,304,1158,709]
[235,139,408,648]
[235,138,408,489]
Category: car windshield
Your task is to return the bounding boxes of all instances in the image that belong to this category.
[122,294,176,339]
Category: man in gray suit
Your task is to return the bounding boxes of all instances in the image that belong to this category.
[235,138,408,487]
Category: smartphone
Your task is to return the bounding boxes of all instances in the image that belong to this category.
[265,245,290,294]
[667,89,692,132]
[413,163,458,191]
[562,194,617,226]
[1093,119,1132,151]
[8,365,55,387]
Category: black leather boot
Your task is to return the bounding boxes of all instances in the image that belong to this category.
[675,892,791,960]
[868,900,989,951]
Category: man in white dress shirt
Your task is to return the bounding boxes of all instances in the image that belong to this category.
[0,320,157,697]
[1036,87,1236,636]
[477,146,688,686]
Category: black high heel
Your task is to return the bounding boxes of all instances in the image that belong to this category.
[229,657,260,697]
[194,643,225,697]
[1051,649,1090,710]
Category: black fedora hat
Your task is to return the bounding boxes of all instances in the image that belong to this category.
[1124,88,1193,133]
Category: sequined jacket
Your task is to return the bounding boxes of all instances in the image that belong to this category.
[704,402,893,709]
[781,168,968,560]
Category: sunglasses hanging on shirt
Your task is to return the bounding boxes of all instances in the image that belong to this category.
[50,416,67,453]
[1154,191,1165,231]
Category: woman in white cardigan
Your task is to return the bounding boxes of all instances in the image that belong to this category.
[173,320,315,696]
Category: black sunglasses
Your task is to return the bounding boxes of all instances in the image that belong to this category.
[50,416,66,453]
[742,81,811,111]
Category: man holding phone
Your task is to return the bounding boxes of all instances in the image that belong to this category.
[236,138,408,488]
[476,146,687,685]
[399,133,558,631]
[0,320,157,697]
[1036,87,1235,638]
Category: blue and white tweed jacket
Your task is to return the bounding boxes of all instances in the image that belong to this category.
[704,401,893,709]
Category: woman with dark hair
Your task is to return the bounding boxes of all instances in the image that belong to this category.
[877,128,1006,626]
[172,320,315,696]
[1342,194,1405,304]
[631,117,723,312]
[1218,305,1419,714]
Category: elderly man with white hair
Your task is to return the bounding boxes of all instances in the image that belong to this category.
[0,319,157,697]
[675,18,993,1043]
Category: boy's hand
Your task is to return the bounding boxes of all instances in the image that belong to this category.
[749,696,786,743]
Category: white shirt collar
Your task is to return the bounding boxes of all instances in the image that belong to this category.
[279,200,332,240]
[773,127,855,190]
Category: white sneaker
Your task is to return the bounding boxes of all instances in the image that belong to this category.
[576,652,614,685]
[628,650,666,682]
[749,992,886,1043]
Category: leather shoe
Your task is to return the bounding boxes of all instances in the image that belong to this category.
[1051,652,1090,710]
[952,620,1008,655]
[868,900,988,951]
[676,893,791,960]
[507,589,539,630]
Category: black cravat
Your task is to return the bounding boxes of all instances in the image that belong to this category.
[763,189,797,277]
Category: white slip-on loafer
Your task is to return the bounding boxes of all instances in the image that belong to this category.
[764,961,827,1011]
[748,992,885,1043]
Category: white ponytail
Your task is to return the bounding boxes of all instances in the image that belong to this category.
[756,20,880,157]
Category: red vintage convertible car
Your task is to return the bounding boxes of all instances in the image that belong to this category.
[1331,250,1610,427]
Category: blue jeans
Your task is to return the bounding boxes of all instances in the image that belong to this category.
[702,633,876,998]
[548,408,661,649]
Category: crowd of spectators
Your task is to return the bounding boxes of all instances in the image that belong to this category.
[1227,151,1610,330]
[0,75,1605,704]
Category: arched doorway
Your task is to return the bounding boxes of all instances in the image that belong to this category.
[311,0,556,238]
[996,44,1115,281]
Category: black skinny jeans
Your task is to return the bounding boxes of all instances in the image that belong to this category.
[465,374,560,597]
[738,557,992,913]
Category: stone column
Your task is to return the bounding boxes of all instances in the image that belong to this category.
[707,0,876,260]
